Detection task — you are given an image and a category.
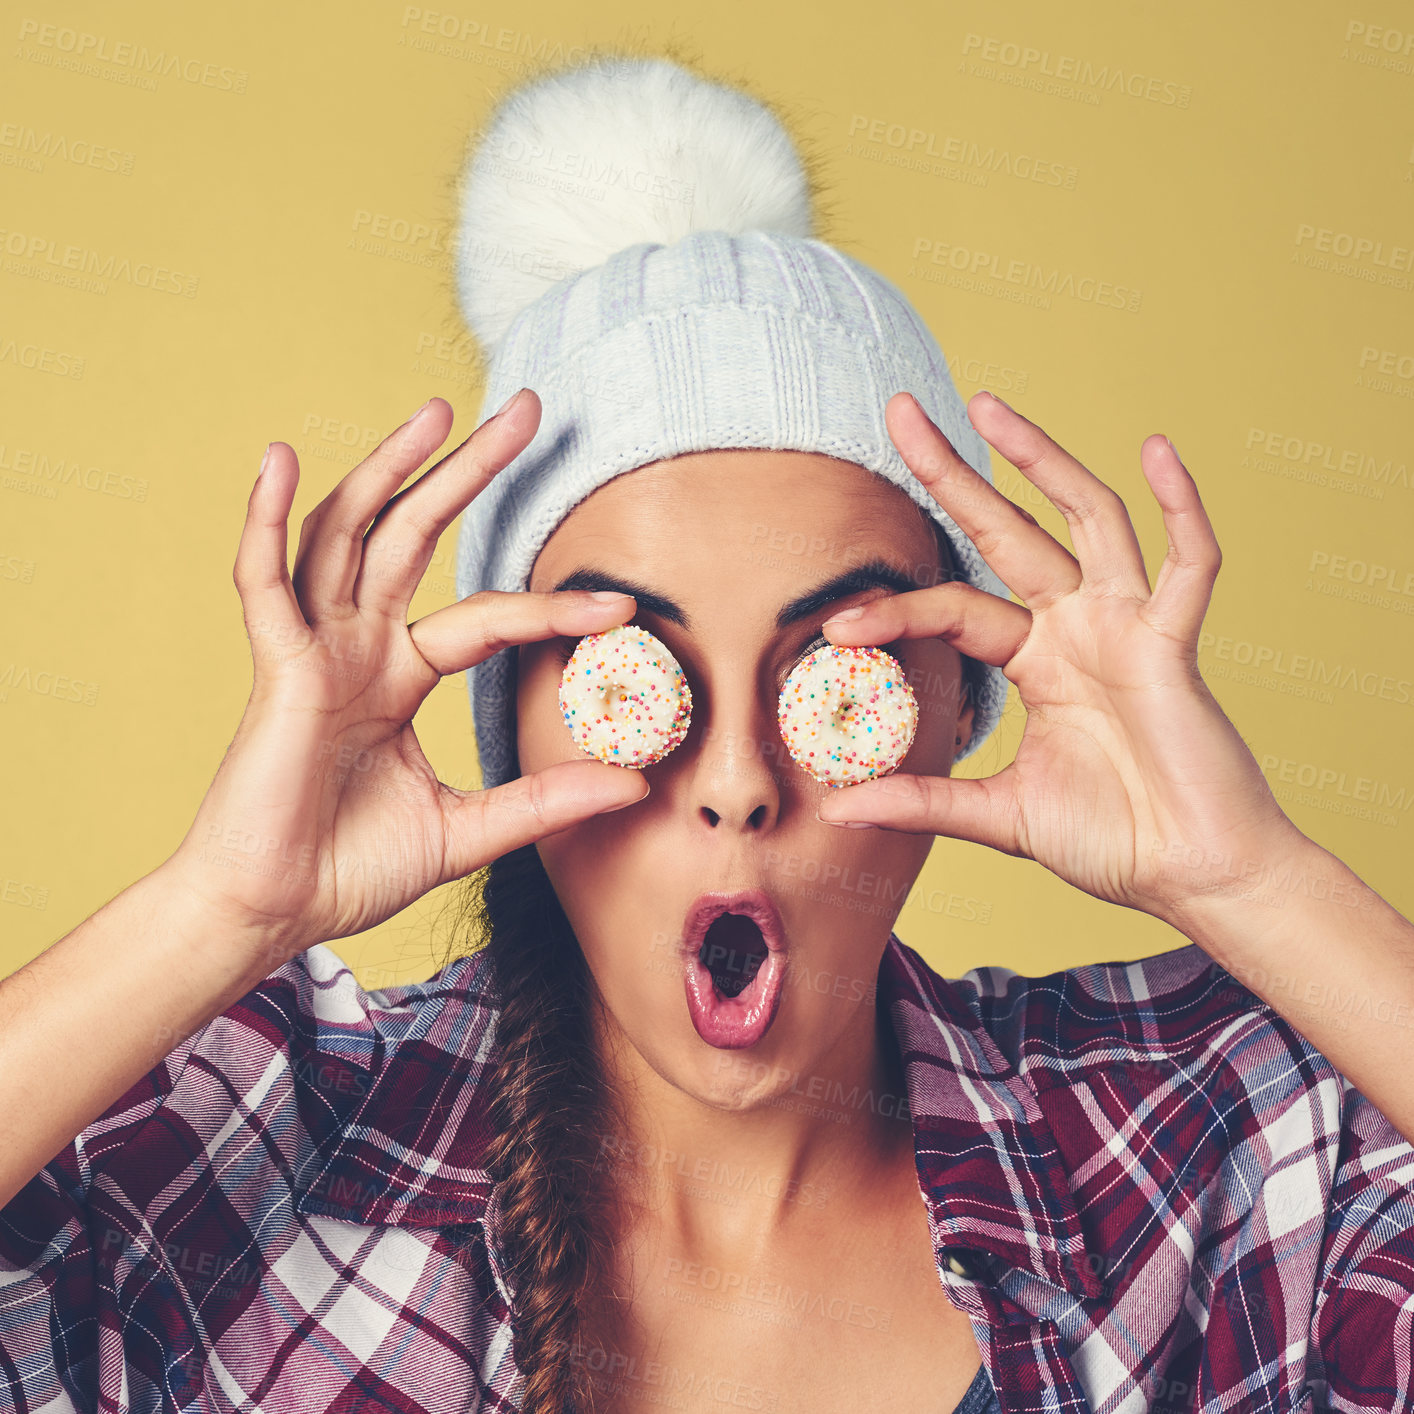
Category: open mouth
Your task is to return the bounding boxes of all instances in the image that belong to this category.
[699,913,770,998]
[679,890,788,1049]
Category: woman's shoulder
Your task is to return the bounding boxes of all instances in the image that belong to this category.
[69,941,497,1202]
[888,933,1414,1360]
[244,939,496,1046]
[232,939,494,1053]
[0,943,511,1412]
[888,933,1343,1118]
[198,938,497,1104]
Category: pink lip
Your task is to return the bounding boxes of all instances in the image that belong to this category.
[680,889,788,960]
[678,889,790,1049]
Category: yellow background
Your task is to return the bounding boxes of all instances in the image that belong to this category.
[4,3,1412,990]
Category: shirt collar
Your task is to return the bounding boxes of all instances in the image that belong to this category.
[878,935,1107,1302]
[294,934,1107,1303]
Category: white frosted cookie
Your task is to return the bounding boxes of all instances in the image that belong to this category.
[777,644,918,787]
[558,624,693,768]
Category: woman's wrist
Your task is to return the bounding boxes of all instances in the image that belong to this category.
[153,848,318,983]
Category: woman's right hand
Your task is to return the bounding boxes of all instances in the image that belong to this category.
[165,389,645,966]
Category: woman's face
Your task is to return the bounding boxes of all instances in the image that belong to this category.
[516,449,975,1108]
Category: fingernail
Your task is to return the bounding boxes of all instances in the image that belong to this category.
[587,591,633,603]
[985,390,1013,410]
[817,813,876,829]
[1166,436,1182,462]
[822,605,866,626]
[258,443,272,479]
[603,782,650,812]
[489,387,526,422]
[408,398,433,423]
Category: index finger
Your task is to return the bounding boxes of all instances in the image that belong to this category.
[886,391,1082,609]
[407,588,637,675]
[352,388,538,618]
[956,392,1151,598]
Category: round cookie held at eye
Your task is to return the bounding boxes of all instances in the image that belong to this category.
[777,644,919,787]
[558,623,693,768]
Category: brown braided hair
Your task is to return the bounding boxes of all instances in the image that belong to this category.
[441,841,625,1414]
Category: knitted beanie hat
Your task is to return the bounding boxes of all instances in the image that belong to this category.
[453,53,1011,791]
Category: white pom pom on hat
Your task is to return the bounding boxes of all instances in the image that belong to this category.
[452,52,1011,791]
[455,53,816,360]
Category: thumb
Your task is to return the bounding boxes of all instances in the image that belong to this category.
[815,772,1018,852]
[443,758,650,880]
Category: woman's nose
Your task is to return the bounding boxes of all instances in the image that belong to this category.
[688,693,782,832]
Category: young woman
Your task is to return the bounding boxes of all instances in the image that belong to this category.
[3,52,1412,1414]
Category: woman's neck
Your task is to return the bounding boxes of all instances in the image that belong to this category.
[588,986,916,1260]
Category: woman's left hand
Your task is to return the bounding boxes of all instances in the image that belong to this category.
[815,389,1310,925]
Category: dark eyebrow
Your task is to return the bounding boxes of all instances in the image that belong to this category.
[550,559,924,633]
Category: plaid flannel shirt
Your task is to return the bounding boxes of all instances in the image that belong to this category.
[2,930,1411,1413]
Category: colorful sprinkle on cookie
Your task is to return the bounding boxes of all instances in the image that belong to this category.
[558,624,693,769]
[777,644,917,787]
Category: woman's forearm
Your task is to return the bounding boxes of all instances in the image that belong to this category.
[1160,830,1414,1146]
[0,861,283,1212]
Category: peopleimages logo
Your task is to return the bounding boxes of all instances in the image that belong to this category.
[959,33,1193,107]
[14,20,249,93]
[844,115,1079,190]
[0,226,199,297]
[909,237,1142,312]
[0,122,135,176]
[1196,630,1414,707]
